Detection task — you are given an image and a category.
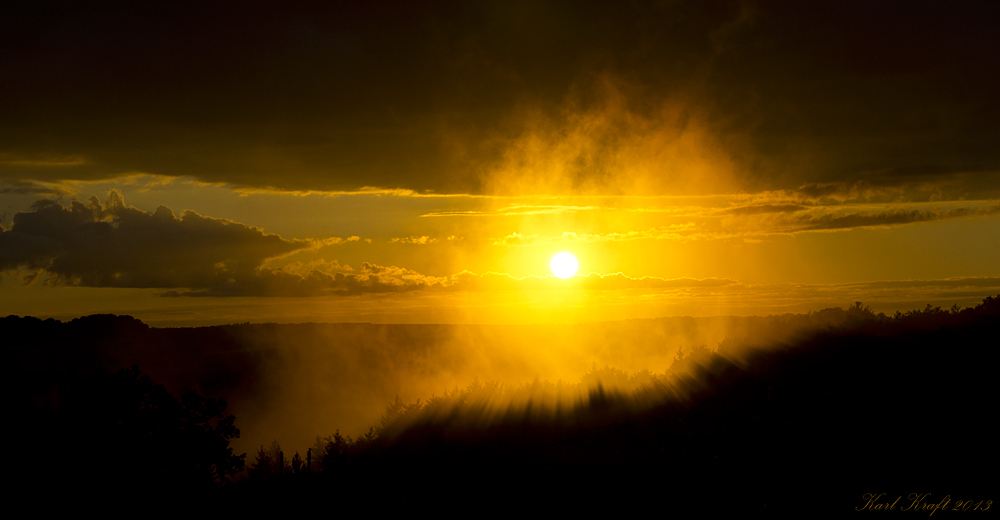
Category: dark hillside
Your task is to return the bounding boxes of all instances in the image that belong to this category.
[6,297,997,513]
[228,298,998,513]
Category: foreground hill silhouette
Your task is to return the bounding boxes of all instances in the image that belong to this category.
[231,298,999,513]
[6,297,998,512]
[8,311,875,453]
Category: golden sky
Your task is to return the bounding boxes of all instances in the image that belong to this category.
[2,1,999,325]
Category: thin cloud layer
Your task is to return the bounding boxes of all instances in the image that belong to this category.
[490,202,1000,246]
[422,205,601,218]
[722,204,1000,235]
[162,262,452,298]
[789,206,1000,232]
[745,178,1000,206]
[492,228,693,246]
[449,271,740,292]
[0,180,77,196]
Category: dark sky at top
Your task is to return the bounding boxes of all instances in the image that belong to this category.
[2,0,998,195]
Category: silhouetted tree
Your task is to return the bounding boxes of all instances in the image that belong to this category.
[247,440,291,480]
[377,395,424,437]
[19,365,246,506]
[291,452,304,473]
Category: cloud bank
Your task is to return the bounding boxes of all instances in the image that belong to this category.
[0,192,447,296]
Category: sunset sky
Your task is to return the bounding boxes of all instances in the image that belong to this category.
[3,0,998,325]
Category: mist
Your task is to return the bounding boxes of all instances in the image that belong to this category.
[8,308,860,456]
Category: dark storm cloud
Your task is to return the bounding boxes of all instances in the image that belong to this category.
[1,1,998,195]
[0,191,309,288]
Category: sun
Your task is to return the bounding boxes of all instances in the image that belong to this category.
[550,252,579,279]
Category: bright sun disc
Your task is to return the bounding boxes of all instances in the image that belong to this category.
[550,252,579,279]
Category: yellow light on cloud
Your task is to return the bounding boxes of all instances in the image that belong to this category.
[550,252,579,279]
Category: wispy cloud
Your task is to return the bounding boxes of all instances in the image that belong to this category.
[390,236,438,245]
[492,226,694,246]
[422,205,601,218]
[490,202,1000,246]
[720,203,808,215]
[0,154,87,167]
[445,271,741,293]
[0,180,78,197]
